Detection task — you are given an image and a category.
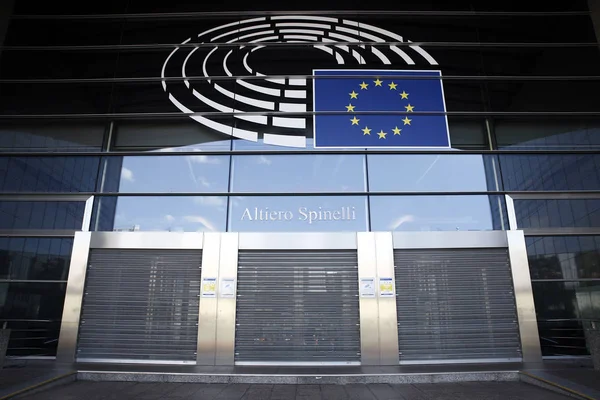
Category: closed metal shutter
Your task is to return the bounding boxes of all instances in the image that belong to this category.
[77,249,202,362]
[394,248,521,363]
[235,250,360,364]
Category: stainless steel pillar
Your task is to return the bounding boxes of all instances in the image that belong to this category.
[507,230,543,364]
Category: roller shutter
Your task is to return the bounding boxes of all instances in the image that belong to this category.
[235,250,360,364]
[394,248,521,363]
[77,249,202,362]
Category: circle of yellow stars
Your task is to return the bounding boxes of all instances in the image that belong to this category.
[346,78,413,139]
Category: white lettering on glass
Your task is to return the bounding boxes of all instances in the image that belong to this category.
[240,206,357,223]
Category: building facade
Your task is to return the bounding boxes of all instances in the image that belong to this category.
[0,0,599,364]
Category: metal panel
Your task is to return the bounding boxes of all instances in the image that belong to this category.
[394,248,522,364]
[197,233,220,365]
[215,233,239,365]
[0,194,92,202]
[235,249,361,365]
[239,232,357,250]
[505,195,518,230]
[82,196,94,232]
[56,231,92,362]
[393,231,508,249]
[89,232,204,249]
[375,232,399,365]
[0,229,77,237]
[507,230,543,364]
[77,249,202,363]
[357,232,379,365]
[521,227,600,236]
[509,193,600,200]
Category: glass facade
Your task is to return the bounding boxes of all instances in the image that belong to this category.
[0,1,599,357]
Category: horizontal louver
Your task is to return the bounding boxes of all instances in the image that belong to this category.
[235,250,361,364]
[394,248,521,363]
[77,249,201,362]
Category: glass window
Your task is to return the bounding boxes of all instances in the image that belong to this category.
[515,199,600,229]
[229,196,368,232]
[0,282,67,320]
[108,155,230,193]
[95,196,227,232]
[368,154,496,192]
[537,319,587,357]
[495,120,600,150]
[0,282,67,357]
[527,236,600,280]
[0,237,72,281]
[0,157,101,192]
[112,120,231,151]
[532,281,582,321]
[499,154,600,191]
[231,155,366,193]
[0,122,104,152]
[230,119,487,152]
[369,195,507,231]
[0,202,85,230]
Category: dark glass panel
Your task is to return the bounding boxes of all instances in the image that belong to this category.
[516,199,600,229]
[0,237,72,281]
[495,120,600,150]
[0,282,67,357]
[0,157,101,192]
[499,154,600,191]
[532,281,600,356]
[112,120,231,151]
[0,282,67,320]
[527,236,600,280]
[0,202,84,230]
[0,122,104,152]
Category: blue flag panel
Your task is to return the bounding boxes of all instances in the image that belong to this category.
[313,70,451,148]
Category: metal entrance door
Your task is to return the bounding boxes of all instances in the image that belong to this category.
[234,233,361,365]
[393,232,524,364]
[56,232,204,364]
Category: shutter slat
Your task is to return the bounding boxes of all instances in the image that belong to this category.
[235,250,361,363]
[394,248,522,363]
[77,249,202,362]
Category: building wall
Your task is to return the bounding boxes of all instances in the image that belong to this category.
[0,1,599,357]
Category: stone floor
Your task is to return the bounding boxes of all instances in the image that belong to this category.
[17,381,572,399]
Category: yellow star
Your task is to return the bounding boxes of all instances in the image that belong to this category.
[388,82,398,90]
[377,130,387,139]
[359,81,369,90]
[349,91,358,99]
[405,104,414,112]
[392,126,402,135]
[402,117,412,125]
[345,104,355,112]
[400,91,409,99]
[350,116,360,125]
[362,126,371,135]
[374,78,383,86]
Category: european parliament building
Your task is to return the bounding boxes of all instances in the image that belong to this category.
[0,0,599,367]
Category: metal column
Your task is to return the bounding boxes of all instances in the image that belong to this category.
[215,233,239,365]
[507,230,543,364]
[357,232,379,365]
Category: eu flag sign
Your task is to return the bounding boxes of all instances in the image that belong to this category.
[313,70,450,148]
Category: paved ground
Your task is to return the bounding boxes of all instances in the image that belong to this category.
[18,381,571,399]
